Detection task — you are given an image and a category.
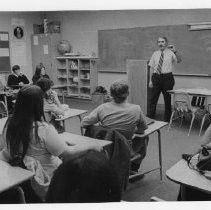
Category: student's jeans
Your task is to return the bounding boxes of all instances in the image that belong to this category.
[131,136,149,170]
[147,72,175,122]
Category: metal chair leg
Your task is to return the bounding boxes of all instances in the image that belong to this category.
[179,111,184,127]
[199,114,208,136]
[168,111,175,132]
[188,112,195,136]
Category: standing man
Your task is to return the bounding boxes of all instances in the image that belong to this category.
[147,37,182,122]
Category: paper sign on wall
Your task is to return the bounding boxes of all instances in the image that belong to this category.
[43,45,48,55]
[12,42,27,66]
[0,49,9,56]
[33,36,38,45]
[0,34,8,41]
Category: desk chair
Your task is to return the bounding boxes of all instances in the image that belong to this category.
[191,96,205,108]
[168,92,202,136]
[0,101,8,118]
[199,96,211,136]
[0,186,25,204]
[44,111,65,133]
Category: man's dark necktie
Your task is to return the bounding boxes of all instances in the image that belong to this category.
[157,51,164,74]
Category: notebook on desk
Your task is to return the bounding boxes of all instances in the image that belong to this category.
[145,117,154,125]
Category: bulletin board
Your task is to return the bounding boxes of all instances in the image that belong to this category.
[0,32,10,73]
[98,24,211,75]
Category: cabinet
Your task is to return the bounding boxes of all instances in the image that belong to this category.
[31,34,61,83]
[56,56,98,99]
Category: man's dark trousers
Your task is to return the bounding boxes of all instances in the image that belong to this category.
[147,72,175,122]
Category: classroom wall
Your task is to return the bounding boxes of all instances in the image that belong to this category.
[0,12,42,81]
[46,9,211,103]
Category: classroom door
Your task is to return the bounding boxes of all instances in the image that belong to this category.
[39,35,52,79]
[31,34,61,84]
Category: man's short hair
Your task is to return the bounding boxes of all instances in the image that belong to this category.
[110,80,129,104]
[158,37,168,43]
[12,65,20,72]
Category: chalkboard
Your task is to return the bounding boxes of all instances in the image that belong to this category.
[98,24,211,75]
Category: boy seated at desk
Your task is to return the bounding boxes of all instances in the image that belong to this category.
[36,78,69,132]
[7,65,29,89]
[81,80,148,172]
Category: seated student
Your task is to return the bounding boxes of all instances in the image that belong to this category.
[36,78,68,116]
[0,85,102,201]
[36,78,69,132]
[81,80,148,172]
[7,65,29,89]
[32,63,50,85]
[46,150,121,203]
[177,125,211,201]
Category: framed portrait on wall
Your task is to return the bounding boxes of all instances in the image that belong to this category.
[13,25,24,40]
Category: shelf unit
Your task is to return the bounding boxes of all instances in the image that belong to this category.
[55,56,98,99]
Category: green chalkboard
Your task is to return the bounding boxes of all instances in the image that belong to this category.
[98,24,211,75]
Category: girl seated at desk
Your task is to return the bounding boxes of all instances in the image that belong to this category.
[0,85,101,202]
[36,78,69,132]
[32,63,50,85]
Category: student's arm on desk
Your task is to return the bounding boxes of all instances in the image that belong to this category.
[135,109,148,134]
[45,125,102,162]
[44,100,65,116]
[81,106,100,128]
[51,90,64,110]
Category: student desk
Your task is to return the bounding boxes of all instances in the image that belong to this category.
[0,117,7,135]
[59,132,112,149]
[0,160,34,193]
[168,88,211,97]
[130,120,168,181]
[0,89,19,115]
[52,85,67,104]
[166,159,211,200]
[55,108,88,134]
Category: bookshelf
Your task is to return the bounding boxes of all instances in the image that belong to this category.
[55,56,98,99]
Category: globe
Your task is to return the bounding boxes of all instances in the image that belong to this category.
[57,40,72,55]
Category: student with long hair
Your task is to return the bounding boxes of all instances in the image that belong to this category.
[0,85,101,199]
[32,64,50,84]
[46,150,121,203]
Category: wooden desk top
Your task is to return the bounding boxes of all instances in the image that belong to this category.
[0,160,34,193]
[55,108,88,121]
[169,88,211,96]
[0,89,19,96]
[166,159,211,193]
[133,120,168,138]
[59,132,112,148]
[52,85,67,89]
